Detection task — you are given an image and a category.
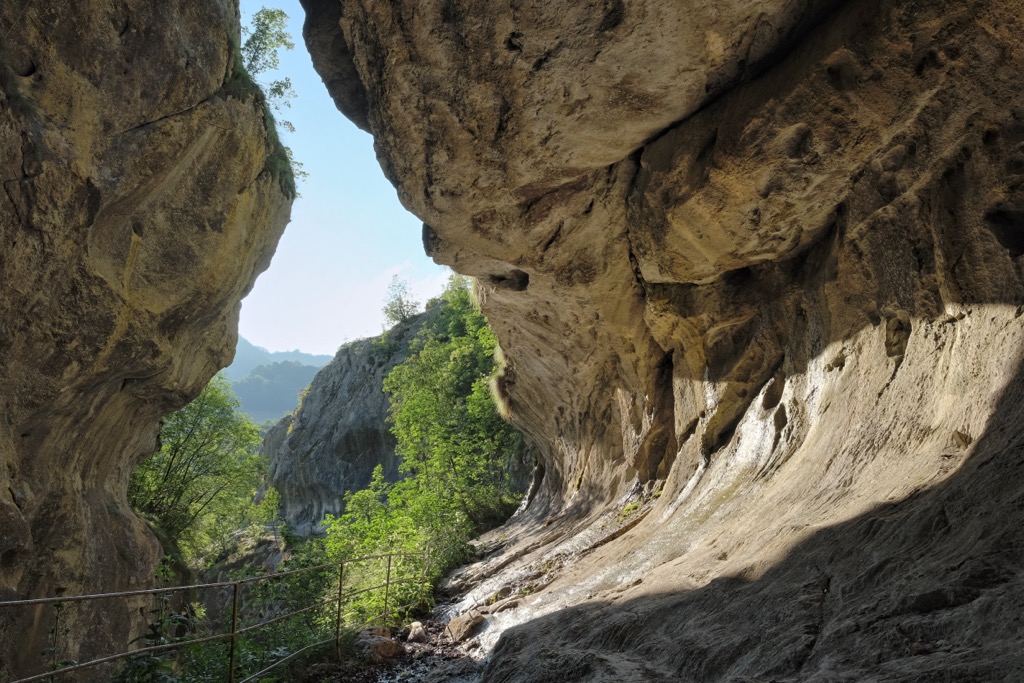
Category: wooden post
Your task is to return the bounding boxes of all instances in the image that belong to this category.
[418,542,431,607]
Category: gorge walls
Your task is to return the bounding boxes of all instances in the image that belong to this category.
[0,0,1020,678]
[301,0,1024,679]
[0,1,291,675]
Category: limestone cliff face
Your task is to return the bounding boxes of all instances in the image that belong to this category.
[304,0,1024,679]
[264,313,430,535]
[0,1,291,676]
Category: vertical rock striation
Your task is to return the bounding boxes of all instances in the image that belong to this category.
[0,0,291,676]
[303,0,1024,678]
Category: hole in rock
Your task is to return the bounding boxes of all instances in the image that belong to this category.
[505,32,523,52]
[984,207,1024,258]
[489,269,530,291]
[597,0,625,32]
[16,61,36,78]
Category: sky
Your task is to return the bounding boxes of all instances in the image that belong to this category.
[237,0,449,355]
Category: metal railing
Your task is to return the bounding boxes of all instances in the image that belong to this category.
[0,548,429,683]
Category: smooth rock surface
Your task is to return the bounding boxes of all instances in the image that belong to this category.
[303,0,1024,679]
[447,610,485,643]
[0,1,291,676]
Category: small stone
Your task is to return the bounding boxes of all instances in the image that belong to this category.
[407,620,428,642]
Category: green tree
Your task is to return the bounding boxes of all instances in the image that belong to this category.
[385,275,523,528]
[325,275,527,607]
[382,274,421,326]
[242,6,296,130]
[240,5,307,183]
[129,374,269,564]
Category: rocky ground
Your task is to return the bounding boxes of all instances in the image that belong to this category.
[298,620,482,683]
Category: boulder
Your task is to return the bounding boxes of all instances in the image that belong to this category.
[407,620,428,643]
[447,611,485,643]
[355,627,406,663]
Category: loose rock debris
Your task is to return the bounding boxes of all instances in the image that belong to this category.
[300,620,482,683]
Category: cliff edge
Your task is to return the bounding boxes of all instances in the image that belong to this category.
[263,312,430,536]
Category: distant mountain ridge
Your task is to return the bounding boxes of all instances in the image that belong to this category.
[225,337,333,381]
[232,361,323,425]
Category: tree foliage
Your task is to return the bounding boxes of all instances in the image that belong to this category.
[239,5,307,183]
[325,275,526,596]
[385,276,523,528]
[241,7,295,128]
[241,8,293,75]
[129,375,274,565]
[381,274,421,326]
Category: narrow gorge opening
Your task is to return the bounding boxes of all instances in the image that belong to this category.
[3,0,1024,681]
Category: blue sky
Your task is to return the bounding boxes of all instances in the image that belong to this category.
[237,0,449,355]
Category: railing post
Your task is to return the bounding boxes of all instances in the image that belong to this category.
[228,582,240,683]
[47,600,65,681]
[418,542,430,606]
[381,554,392,629]
[334,560,345,659]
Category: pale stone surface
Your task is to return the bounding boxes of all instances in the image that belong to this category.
[408,620,428,643]
[0,0,291,676]
[303,0,1024,679]
[447,611,485,643]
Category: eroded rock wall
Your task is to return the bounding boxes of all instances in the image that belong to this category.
[263,313,430,535]
[305,0,1024,678]
[0,1,291,676]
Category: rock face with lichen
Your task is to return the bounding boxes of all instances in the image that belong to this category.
[0,1,291,676]
[302,0,1024,679]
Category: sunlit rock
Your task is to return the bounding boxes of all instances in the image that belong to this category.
[303,0,1024,679]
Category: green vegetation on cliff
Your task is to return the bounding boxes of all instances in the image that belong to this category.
[121,277,526,676]
[323,275,527,609]
[220,5,302,197]
[382,274,421,325]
